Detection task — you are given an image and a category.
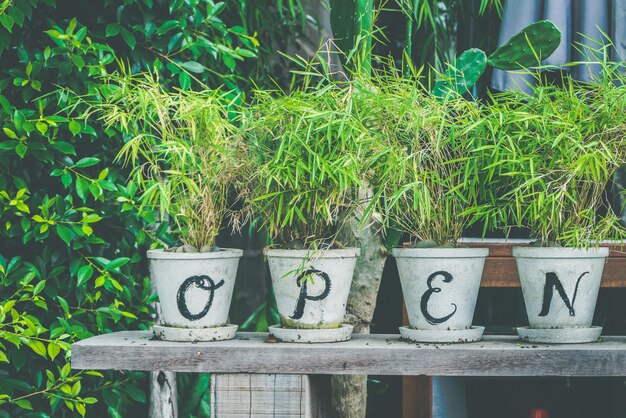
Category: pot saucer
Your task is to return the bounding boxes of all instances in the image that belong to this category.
[153,324,238,342]
[268,324,353,343]
[517,326,602,344]
[399,325,485,343]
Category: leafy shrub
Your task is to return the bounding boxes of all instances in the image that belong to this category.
[0,0,263,416]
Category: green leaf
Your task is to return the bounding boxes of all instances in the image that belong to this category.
[0,15,14,33]
[15,399,33,410]
[36,121,48,134]
[14,110,25,131]
[83,213,102,223]
[181,61,204,73]
[52,141,76,155]
[235,48,256,58]
[71,54,85,71]
[0,95,11,113]
[75,177,88,200]
[61,171,72,188]
[56,225,72,245]
[74,157,100,168]
[124,383,146,403]
[222,55,235,71]
[28,341,46,358]
[179,72,190,90]
[89,182,102,199]
[9,6,24,27]
[47,343,60,360]
[104,257,130,271]
[105,23,121,37]
[107,406,122,418]
[15,142,27,158]
[81,224,93,236]
[3,127,17,138]
[121,28,136,50]
[33,280,46,295]
[0,351,8,363]
[57,295,70,317]
[68,120,81,136]
[77,264,93,286]
[97,168,109,180]
[67,17,77,35]
[157,20,178,35]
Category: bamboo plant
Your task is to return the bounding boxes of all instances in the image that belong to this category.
[479,68,626,247]
[365,73,484,247]
[93,71,242,250]
[237,82,369,249]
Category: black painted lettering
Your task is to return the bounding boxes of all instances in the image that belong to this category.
[176,275,225,321]
[420,271,458,325]
[538,271,588,317]
[290,269,331,320]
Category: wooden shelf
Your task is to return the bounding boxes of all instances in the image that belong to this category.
[459,239,626,288]
[71,331,626,377]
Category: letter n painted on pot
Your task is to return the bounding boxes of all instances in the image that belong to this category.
[290,269,331,320]
[538,272,588,317]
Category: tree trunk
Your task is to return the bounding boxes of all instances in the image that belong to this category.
[330,374,368,418]
[332,201,388,418]
[271,1,386,415]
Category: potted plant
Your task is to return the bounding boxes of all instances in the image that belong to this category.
[237,85,367,343]
[484,72,626,343]
[368,77,488,343]
[95,72,243,341]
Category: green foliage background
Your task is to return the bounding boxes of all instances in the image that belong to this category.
[0,0,305,416]
[0,0,506,416]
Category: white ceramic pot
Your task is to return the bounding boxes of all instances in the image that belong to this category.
[513,246,609,329]
[266,248,360,329]
[147,249,242,329]
[393,247,488,330]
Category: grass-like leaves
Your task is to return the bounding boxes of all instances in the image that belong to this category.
[237,82,370,248]
[478,67,626,247]
[363,73,483,246]
[94,71,242,249]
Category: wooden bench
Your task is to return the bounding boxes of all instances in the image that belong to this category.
[71,331,626,377]
[70,239,626,417]
[71,331,626,417]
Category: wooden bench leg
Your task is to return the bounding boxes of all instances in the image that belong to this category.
[149,371,178,418]
[403,376,432,418]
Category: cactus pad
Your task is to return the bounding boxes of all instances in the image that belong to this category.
[432,48,487,98]
[488,20,562,71]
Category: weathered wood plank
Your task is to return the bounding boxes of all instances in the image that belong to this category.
[211,374,303,416]
[210,374,330,418]
[479,256,626,287]
[458,239,626,287]
[71,331,626,377]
